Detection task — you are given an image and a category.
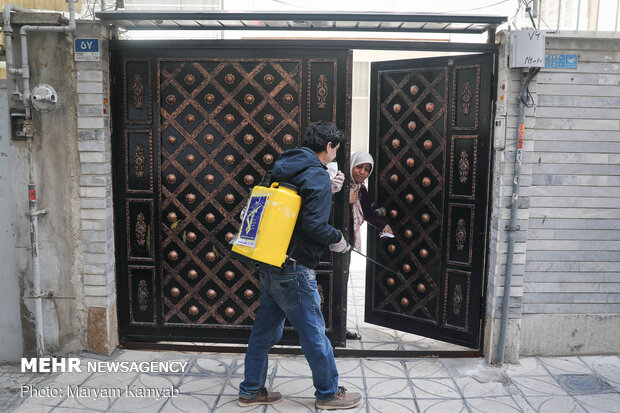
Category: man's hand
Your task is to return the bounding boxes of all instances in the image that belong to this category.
[382,225,394,235]
[329,232,351,253]
[331,170,344,193]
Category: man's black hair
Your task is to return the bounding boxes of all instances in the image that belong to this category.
[302,121,343,153]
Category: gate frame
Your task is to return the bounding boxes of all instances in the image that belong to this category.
[109,38,499,357]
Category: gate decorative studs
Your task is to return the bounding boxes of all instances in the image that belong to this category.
[244,134,254,144]
[206,252,216,261]
[392,139,400,149]
[224,73,235,84]
[166,174,177,184]
[171,287,180,297]
[134,145,145,178]
[386,277,395,286]
[166,95,176,105]
[462,81,473,115]
[263,154,274,164]
[283,93,293,104]
[205,174,215,184]
[225,270,235,281]
[186,154,195,164]
[189,306,199,315]
[206,213,215,223]
[284,134,293,145]
[419,249,429,258]
[453,284,463,316]
[408,121,417,131]
[264,74,274,84]
[205,93,215,104]
[184,74,195,85]
[422,177,431,187]
[224,114,234,124]
[168,250,178,261]
[186,193,196,203]
[392,103,401,114]
[187,232,197,242]
[316,74,328,109]
[402,263,411,273]
[186,114,195,124]
[456,219,467,251]
[423,139,433,150]
[135,213,146,247]
[390,209,398,218]
[244,94,255,104]
[205,133,214,144]
[426,102,435,113]
[388,244,396,253]
[404,229,413,239]
[188,269,198,279]
[132,75,144,110]
[225,307,235,317]
[225,194,235,204]
[225,232,234,242]
[225,154,235,165]
[459,151,470,183]
[167,212,177,223]
[405,194,414,203]
[137,280,148,311]
[401,297,409,307]
[410,85,419,95]
[390,174,399,184]
[167,136,177,145]
[406,157,415,167]
[244,289,254,299]
[244,175,254,185]
[417,283,426,293]
[264,113,274,124]
[421,213,430,223]
[207,289,217,299]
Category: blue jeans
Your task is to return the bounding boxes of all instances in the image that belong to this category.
[239,263,339,401]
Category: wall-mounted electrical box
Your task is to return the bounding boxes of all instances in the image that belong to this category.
[509,29,545,68]
[10,108,34,140]
[494,115,507,150]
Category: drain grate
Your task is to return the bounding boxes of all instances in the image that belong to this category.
[555,374,613,395]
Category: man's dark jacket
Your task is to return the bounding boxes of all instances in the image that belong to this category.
[271,147,341,269]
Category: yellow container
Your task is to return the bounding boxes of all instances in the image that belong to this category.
[231,182,301,269]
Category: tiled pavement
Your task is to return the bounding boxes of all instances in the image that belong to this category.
[2,250,618,412]
[1,352,619,412]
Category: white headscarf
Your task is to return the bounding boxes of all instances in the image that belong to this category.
[349,151,374,250]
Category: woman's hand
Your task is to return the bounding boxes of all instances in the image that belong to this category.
[349,189,359,204]
[382,224,393,235]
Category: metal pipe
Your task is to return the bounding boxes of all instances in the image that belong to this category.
[19,0,77,110]
[497,67,540,365]
[2,4,31,76]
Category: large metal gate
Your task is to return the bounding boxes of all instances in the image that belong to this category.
[366,54,493,348]
[112,44,351,345]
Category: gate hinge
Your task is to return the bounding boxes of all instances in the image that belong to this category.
[480,299,486,316]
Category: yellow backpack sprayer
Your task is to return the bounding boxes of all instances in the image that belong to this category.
[230,172,301,270]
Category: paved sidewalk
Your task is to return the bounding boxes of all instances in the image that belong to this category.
[1,350,619,412]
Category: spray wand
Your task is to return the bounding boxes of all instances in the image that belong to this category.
[350,248,405,282]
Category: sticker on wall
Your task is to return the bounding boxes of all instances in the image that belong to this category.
[545,54,578,69]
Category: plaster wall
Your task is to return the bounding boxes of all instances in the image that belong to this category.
[8,24,84,355]
[0,80,24,361]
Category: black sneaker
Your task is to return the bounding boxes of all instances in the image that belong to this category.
[316,386,362,410]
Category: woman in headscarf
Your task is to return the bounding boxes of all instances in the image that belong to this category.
[345,151,393,340]
[349,151,393,251]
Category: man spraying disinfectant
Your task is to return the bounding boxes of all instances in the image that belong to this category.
[234,122,362,410]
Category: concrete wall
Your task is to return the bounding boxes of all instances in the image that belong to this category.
[520,34,620,355]
[5,18,115,356]
[485,32,620,362]
[8,25,85,356]
[0,80,24,361]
